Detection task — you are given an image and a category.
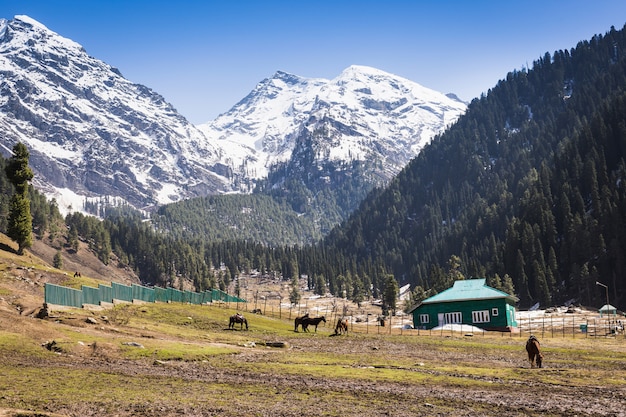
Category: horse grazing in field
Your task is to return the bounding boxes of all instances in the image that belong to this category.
[229,313,248,330]
[525,335,543,368]
[334,318,348,335]
[294,313,310,332]
[302,316,326,332]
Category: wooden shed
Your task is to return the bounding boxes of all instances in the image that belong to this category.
[410,278,518,331]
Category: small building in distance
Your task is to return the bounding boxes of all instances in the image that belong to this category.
[410,278,518,331]
[598,304,617,318]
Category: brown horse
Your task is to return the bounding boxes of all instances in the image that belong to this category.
[229,313,248,330]
[302,316,326,332]
[525,335,543,368]
[294,313,310,332]
[335,318,348,335]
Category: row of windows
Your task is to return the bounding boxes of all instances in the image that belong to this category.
[419,308,499,324]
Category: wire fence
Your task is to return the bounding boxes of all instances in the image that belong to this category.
[226,298,626,339]
[47,281,624,341]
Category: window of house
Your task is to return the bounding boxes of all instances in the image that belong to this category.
[419,314,429,324]
[492,308,499,316]
[472,310,490,323]
[444,312,462,324]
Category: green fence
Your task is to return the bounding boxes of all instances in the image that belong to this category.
[112,282,133,302]
[99,284,112,303]
[44,282,245,309]
[82,285,101,305]
[44,283,82,307]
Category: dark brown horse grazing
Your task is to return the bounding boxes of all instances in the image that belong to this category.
[229,313,248,330]
[294,313,309,332]
[335,318,348,335]
[302,316,326,332]
[526,335,543,368]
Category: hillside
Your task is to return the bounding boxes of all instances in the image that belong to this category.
[0,232,139,316]
[152,193,324,246]
[316,24,626,309]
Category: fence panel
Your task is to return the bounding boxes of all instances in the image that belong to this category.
[201,290,212,304]
[98,284,113,303]
[45,282,243,309]
[112,282,133,302]
[154,287,168,302]
[44,283,82,307]
[168,288,183,303]
[132,284,155,303]
[81,285,101,305]
[516,314,624,339]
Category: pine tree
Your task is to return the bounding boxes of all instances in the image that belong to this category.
[53,250,63,269]
[501,274,516,296]
[382,274,399,316]
[5,142,34,255]
[289,275,301,306]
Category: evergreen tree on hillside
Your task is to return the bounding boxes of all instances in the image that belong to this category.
[289,275,301,306]
[5,142,33,255]
[382,274,399,316]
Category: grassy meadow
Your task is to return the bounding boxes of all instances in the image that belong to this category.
[1,298,625,416]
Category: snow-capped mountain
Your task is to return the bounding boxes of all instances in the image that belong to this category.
[0,15,231,211]
[197,66,467,184]
[0,15,467,218]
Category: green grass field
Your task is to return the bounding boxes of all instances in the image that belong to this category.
[1,299,625,417]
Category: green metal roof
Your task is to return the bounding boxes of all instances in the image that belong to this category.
[422,278,517,304]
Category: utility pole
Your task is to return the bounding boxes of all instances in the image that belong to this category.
[596,281,611,327]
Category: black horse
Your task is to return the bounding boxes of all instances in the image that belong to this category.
[229,313,248,330]
[294,313,309,332]
[302,316,326,332]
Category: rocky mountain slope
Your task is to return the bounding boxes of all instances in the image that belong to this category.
[0,15,229,211]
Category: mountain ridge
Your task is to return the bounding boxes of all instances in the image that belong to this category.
[198,64,466,185]
[0,15,465,235]
[0,15,231,210]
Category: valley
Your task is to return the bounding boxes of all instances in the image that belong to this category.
[0,237,625,417]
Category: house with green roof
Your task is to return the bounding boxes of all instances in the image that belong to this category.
[410,278,518,331]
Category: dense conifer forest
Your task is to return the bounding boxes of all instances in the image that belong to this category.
[1,24,626,311]
[318,24,626,309]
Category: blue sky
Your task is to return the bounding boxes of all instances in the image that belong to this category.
[2,1,626,124]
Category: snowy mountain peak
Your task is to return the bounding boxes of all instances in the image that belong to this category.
[0,15,467,219]
[339,64,397,79]
[198,65,467,182]
[6,15,83,52]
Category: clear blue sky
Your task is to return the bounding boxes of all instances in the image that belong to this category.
[2,1,626,124]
